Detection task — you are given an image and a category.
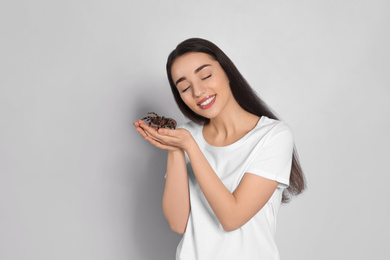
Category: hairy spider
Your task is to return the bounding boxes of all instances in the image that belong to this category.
[142,112,177,130]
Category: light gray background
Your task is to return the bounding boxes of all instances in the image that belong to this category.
[1,0,389,259]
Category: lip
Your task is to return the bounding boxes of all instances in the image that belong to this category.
[197,94,216,109]
[197,95,216,106]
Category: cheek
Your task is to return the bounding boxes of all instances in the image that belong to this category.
[180,95,195,108]
[212,74,228,88]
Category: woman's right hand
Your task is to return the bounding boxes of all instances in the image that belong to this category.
[133,120,182,152]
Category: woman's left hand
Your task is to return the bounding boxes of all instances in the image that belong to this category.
[135,120,194,151]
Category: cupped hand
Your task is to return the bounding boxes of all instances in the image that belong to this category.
[133,120,193,151]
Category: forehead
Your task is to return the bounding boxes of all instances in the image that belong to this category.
[171,52,216,78]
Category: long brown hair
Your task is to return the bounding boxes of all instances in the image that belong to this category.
[166,38,306,203]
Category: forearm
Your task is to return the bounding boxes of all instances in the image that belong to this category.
[162,149,190,234]
[185,140,238,231]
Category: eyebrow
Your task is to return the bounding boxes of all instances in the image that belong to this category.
[175,64,212,86]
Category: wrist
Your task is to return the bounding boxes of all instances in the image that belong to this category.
[168,148,185,157]
[183,136,197,153]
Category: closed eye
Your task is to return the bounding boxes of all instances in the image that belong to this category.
[202,74,212,80]
[182,86,190,93]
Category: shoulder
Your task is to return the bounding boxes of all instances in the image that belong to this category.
[271,120,293,138]
[255,116,294,146]
[260,116,293,133]
[268,121,294,150]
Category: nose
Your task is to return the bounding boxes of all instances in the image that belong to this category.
[192,81,206,98]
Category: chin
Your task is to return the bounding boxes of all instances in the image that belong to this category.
[200,111,220,120]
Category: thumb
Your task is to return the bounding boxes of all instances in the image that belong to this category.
[157,127,175,136]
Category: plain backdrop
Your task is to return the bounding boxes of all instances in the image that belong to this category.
[1,0,389,259]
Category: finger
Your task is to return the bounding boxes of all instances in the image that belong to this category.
[145,135,177,150]
[135,126,148,139]
[134,122,144,132]
[137,121,151,132]
[134,121,152,138]
[139,121,158,131]
[137,122,176,144]
[137,127,162,143]
[157,127,175,136]
[152,133,178,148]
[146,133,161,142]
[140,123,161,139]
[156,128,183,146]
[142,127,165,143]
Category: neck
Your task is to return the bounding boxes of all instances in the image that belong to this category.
[206,98,259,138]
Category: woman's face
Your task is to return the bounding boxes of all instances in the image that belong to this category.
[171,52,233,119]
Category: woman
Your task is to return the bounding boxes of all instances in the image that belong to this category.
[133,38,306,260]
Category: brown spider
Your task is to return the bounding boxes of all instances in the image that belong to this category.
[142,112,177,130]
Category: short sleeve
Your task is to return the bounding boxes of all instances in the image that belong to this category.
[246,123,294,189]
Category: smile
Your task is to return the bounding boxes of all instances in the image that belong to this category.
[197,95,216,109]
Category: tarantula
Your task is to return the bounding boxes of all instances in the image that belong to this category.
[141,112,177,130]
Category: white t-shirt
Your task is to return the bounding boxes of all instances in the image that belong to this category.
[168,115,294,260]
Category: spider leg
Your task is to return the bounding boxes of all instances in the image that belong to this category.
[148,112,159,117]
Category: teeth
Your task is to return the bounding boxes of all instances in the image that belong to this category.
[200,95,215,106]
